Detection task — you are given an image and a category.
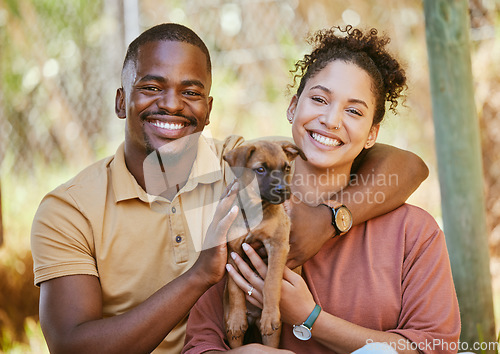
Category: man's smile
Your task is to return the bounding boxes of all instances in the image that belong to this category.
[149,120,185,130]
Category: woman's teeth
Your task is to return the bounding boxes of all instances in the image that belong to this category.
[311,132,342,147]
[151,121,184,130]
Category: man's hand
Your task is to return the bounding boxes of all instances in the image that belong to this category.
[191,181,239,287]
[286,200,334,269]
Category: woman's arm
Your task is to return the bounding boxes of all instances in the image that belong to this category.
[287,143,428,268]
[227,244,418,354]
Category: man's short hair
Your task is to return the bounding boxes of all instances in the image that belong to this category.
[122,23,212,75]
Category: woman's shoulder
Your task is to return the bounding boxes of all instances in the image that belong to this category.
[376,204,446,258]
[363,204,443,246]
[374,203,439,227]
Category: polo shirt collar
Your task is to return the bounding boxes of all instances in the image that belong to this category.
[111,134,222,203]
[181,134,223,192]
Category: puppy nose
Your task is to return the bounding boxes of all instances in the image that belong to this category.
[275,185,288,194]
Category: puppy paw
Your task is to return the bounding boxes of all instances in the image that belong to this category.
[226,313,248,347]
[259,308,281,336]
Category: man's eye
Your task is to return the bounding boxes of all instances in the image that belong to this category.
[184,91,201,96]
[254,167,266,174]
[143,86,160,92]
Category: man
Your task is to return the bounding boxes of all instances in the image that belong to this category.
[31,23,428,353]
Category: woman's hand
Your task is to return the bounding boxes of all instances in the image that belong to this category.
[226,243,317,326]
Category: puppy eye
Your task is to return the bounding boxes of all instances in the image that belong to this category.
[284,165,291,173]
[254,167,266,174]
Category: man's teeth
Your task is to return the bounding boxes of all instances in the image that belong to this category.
[311,132,342,147]
[151,121,184,130]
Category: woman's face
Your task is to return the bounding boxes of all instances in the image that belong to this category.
[287,60,379,172]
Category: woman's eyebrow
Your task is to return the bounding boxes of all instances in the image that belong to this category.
[309,85,368,108]
[309,84,331,94]
[348,98,368,109]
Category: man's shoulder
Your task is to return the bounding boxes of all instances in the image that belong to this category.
[209,134,245,152]
[46,154,115,206]
[200,134,245,162]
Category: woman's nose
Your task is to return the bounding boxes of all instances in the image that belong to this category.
[319,106,343,130]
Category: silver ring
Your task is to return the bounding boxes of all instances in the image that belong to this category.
[247,286,254,296]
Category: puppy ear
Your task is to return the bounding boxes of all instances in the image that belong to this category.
[278,141,307,161]
[223,145,256,177]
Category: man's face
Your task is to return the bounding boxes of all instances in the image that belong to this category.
[116,40,213,161]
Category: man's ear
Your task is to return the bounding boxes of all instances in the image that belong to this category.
[205,96,213,126]
[286,95,298,124]
[365,124,380,149]
[115,88,126,119]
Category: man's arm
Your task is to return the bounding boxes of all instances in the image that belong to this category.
[39,184,239,354]
[40,271,212,354]
[339,142,429,224]
[287,143,428,268]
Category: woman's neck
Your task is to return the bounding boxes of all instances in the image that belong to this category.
[291,158,351,206]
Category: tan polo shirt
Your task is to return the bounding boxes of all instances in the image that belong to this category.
[31,134,244,353]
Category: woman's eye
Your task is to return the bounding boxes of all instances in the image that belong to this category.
[255,167,266,174]
[347,108,362,116]
[312,96,327,104]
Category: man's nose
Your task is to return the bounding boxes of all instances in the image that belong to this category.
[157,90,183,113]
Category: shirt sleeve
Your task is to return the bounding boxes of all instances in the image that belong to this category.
[31,186,97,286]
[182,279,230,353]
[387,210,461,354]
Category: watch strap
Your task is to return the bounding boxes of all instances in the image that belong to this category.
[303,304,322,329]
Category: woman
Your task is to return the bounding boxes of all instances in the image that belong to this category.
[182,26,460,354]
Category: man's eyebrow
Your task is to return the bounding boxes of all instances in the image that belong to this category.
[181,79,205,89]
[137,75,166,83]
[136,76,205,89]
[309,84,368,108]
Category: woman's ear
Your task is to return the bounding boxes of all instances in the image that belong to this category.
[286,95,299,124]
[365,124,380,149]
[115,88,126,119]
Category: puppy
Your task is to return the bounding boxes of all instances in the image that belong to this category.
[222,140,306,348]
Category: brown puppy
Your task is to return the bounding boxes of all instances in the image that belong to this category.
[222,140,306,348]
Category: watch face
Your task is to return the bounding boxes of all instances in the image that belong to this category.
[335,206,353,233]
[293,324,312,341]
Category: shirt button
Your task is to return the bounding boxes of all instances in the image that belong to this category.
[175,235,182,243]
[172,206,176,213]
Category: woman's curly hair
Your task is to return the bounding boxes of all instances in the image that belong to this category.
[290,26,407,125]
